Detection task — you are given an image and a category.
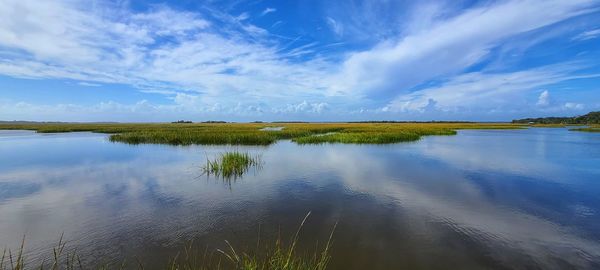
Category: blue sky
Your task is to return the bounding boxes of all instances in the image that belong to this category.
[0,0,599,122]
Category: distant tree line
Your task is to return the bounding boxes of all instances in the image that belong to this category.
[512,111,600,124]
[347,120,474,123]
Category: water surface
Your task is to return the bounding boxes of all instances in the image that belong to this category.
[1,128,599,269]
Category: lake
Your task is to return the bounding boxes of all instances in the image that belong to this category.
[1,128,599,269]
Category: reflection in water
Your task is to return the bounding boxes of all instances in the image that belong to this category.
[259,126,284,131]
[0,128,599,269]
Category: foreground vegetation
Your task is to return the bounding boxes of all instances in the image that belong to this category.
[1,214,335,270]
[0,122,524,145]
[202,152,261,179]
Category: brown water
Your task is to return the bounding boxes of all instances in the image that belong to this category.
[1,128,599,269]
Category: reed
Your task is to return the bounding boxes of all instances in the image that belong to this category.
[1,213,334,270]
[202,152,261,179]
[215,213,335,270]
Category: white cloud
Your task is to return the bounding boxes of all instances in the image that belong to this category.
[385,64,599,112]
[0,97,335,122]
[77,82,102,87]
[536,90,551,107]
[326,17,344,37]
[573,28,600,41]
[281,101,329,114]
[235,12,250,21]
[330,0,597,98]
[0,0,334,109]
[564,102,585,110]
[130,7,211,36]
[260,8,276,17]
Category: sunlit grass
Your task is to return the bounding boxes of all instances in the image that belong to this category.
[0,122,525,145]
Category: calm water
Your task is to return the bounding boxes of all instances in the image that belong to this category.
[1,128,599,269]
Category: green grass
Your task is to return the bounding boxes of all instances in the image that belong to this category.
[0,122,524,145]
[528,123,587,128]
[292,132,422,144]
[216,213,334,270]
[203,152,261,179]
[1,213,334,270]
[570,125,600,132]
[111,131,276,145]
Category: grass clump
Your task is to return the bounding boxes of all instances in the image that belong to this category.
[203,152,260,179]
[217,213,335,270]
[110,131,276,146]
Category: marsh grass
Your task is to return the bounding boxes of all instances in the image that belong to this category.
[1,213,335,270]
[0,234,85,270]
[0,122,523,145]
[202,152,261,179]
[528,123,588,128]
[570,126,600,132]
[216,212,335,270]
[292,132,422,144]
[110,131,276,146]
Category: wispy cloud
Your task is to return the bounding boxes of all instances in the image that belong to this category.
[536,90,551,107]
[260,7,276,16]
[330,0,597,100]
[77,82,102,87]
[0,0,334,108]
[573,28,600,41]
[326,17,344,37]
[386,64,599,113]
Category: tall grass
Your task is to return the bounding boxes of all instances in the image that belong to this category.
[1,213,335,270]
[202,152,261,179]
[292,132,422,144]
[216,213,335,270]
[111,131,276,146]
[0,234,84,270]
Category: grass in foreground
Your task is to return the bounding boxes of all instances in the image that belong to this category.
[202,152,261,179]
[1,213,335,270]
[0,122,525,146]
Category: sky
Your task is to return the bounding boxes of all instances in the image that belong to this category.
[0,0,599,122]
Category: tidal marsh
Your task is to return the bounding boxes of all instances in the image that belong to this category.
[0,122,524,146]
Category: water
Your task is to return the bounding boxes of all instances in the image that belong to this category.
[259,126,284,131]
[1,128,599,269]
